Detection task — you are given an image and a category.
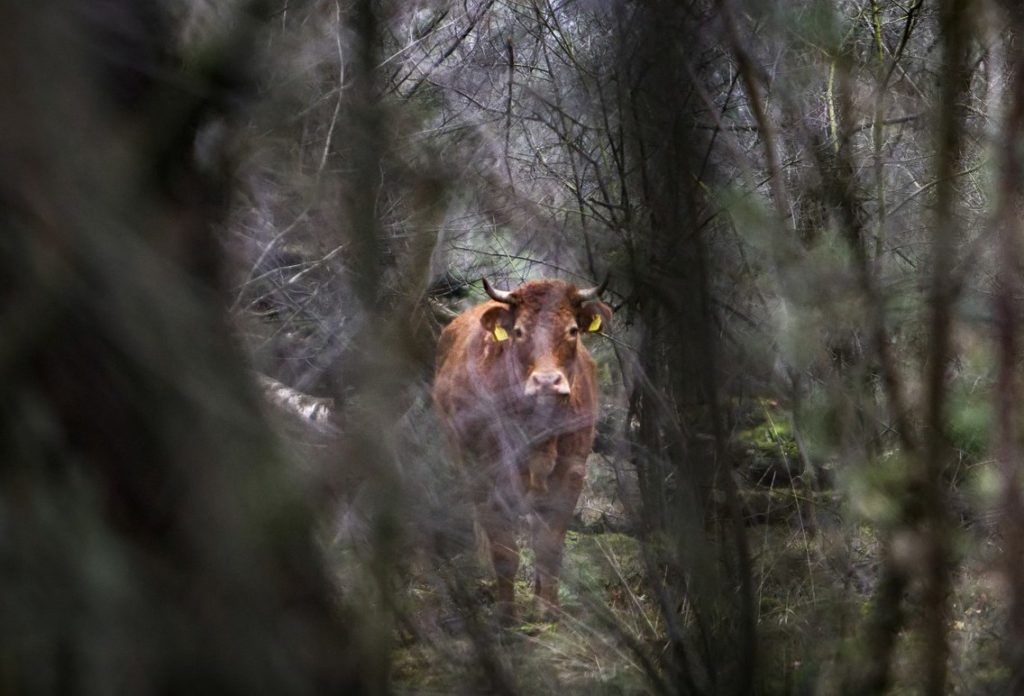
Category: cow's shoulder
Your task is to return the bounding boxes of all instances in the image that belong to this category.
[436,301,512,387]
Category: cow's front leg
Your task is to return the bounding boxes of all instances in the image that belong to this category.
[479,500,520,625]
[527,440,558,493]
[531,457,585,619]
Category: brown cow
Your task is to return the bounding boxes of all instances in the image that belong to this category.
[433,277,612,622]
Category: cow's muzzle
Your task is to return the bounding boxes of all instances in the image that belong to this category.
[524,370,571,398]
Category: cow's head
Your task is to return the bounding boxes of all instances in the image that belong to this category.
[479,278,612,401]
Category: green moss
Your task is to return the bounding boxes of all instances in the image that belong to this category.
[736,399,799,459]
[566,532,643,582]
[516,620,558,636]
[391,644,452,691]
[947,382,991,459]
[842,450,912,526]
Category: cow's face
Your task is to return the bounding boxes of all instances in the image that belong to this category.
[479,280,612,401]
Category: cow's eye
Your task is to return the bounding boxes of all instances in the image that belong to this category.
[568,326,579,338]
[514,327,525,339]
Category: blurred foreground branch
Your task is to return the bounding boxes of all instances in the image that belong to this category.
[0,3,377,692]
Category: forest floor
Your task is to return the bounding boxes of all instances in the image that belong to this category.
[332,402,1011,694]
[387,503,1007,693]
[390,527,654,694]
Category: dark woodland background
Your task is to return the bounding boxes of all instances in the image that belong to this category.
[5,0,1024,693]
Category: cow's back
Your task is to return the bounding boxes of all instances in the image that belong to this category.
[433,302,491,417]
[433,302,511,461]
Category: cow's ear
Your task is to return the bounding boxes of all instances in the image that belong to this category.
[481,305,514,342]
[578,301,612,334]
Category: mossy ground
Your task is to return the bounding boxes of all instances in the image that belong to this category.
[385,398,1012,693]
[387,511,1011,694]
[391,527,653,694]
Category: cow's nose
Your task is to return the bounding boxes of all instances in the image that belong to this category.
[525,370,570,397]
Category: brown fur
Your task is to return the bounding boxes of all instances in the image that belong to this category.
[433,279,612,621]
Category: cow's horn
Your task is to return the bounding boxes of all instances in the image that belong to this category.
[575,275,609,302]
[482,277,516,304]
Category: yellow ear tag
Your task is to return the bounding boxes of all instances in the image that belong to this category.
[493,325,509,342]
[587,315,602,332]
